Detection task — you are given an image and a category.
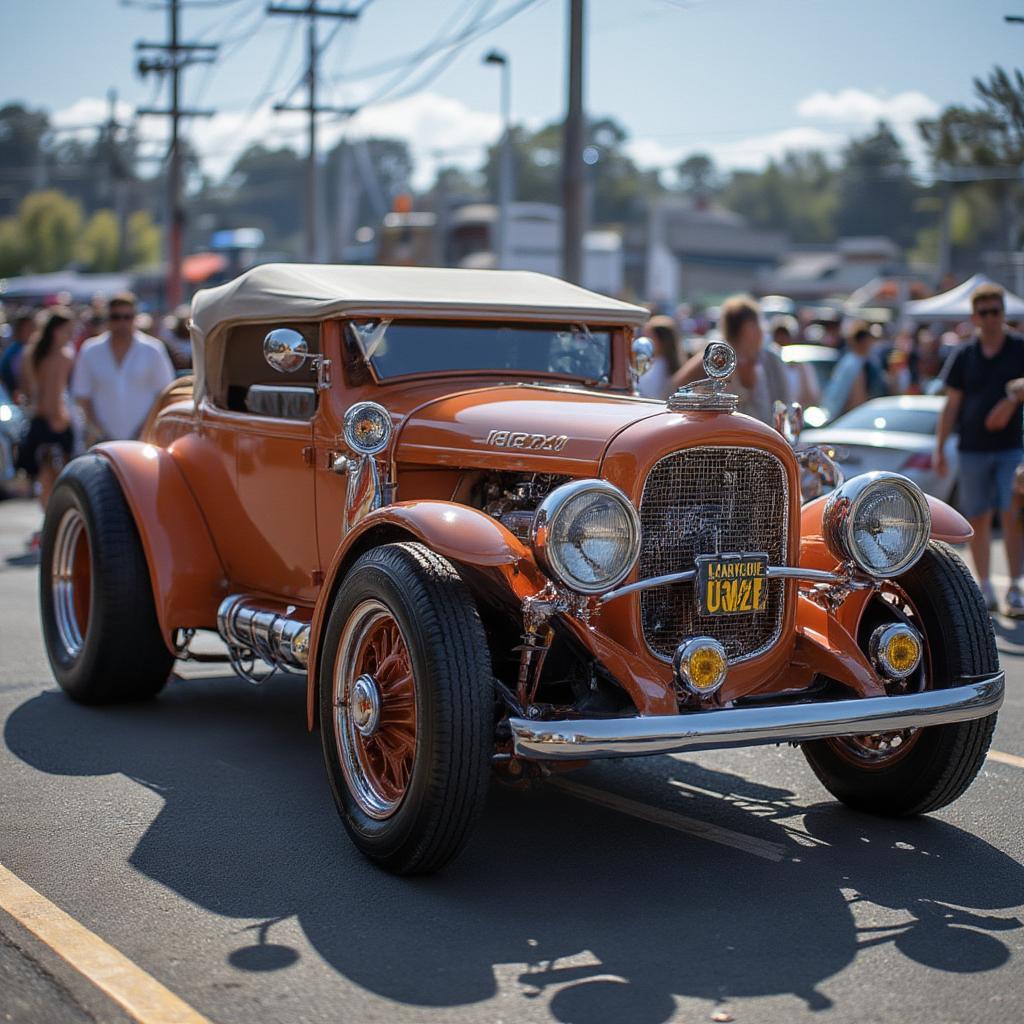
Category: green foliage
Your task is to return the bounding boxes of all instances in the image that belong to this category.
[719,151,838,242]
[17,190,83,272]
[0,218,24,277]
[76,210,120,272]
[126,210,161,269]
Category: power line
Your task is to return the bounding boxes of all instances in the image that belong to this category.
[135,0,218,307]
[268,3,362,261]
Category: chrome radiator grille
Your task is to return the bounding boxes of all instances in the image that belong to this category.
[638,447,789,662]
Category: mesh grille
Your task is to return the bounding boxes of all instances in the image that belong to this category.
[638,447,788,662]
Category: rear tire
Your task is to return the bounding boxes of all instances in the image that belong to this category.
[801,542,997,816]
[40,455,173,704]
[319,542,493,874]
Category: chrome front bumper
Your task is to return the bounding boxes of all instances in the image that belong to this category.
[508,673,1004,761]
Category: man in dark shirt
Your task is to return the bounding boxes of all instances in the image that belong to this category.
[936,282,1024,615]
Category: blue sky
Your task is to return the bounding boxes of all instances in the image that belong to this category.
[3,0,1022,187]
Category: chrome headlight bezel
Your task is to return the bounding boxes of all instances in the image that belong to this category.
[343,401,392,456]
[823,471,931,579]
[530,479,642,595]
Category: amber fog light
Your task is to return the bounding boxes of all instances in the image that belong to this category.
[869,623,923,680]
[673,637,729,696]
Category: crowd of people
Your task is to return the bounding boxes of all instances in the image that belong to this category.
[3,279,1024,618]
[0,293,185,549]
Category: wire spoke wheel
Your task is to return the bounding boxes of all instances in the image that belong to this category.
[51,506,91,659]
[333,599,418,820]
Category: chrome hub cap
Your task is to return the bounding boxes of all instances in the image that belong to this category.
[351,674,381,737]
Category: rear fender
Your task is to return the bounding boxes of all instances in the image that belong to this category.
[94,442,227,651]
[307,501,545,728]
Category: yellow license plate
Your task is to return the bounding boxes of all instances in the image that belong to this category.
[696,553,769,616]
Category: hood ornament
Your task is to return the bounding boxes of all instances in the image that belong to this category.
[667,341,739,413]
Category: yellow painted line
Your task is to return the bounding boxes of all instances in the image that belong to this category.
[0,863,213,1024]
[988,748,1024,769]
[547,777,787,862]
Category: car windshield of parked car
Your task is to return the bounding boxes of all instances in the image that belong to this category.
[351,320,611,382]
[832,404,938,434]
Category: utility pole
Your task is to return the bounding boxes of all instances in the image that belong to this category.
[484,50,512,270]
[561,0,585,284]
[102,90,132,270]
[269,3,359,263]
[137,0,216,308]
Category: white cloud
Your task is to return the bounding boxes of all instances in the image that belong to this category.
[796,88,938,127]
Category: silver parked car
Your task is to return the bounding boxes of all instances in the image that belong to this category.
[801,395,957,504]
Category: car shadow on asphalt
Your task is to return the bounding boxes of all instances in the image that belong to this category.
[5,676,1023,1024]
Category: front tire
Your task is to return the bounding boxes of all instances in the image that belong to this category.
[319,542,493,874]
[802,542,997,816]
[40,455,173,704]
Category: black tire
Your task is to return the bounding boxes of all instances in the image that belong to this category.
[802,541,997,816]
[40,454,174,704]
[318,542,493,874]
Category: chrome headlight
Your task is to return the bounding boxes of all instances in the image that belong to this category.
[823,472,930,578]
[531,480,641,594]
[343,401,391,455]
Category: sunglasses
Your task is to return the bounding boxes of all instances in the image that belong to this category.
[976,307,1004,318]
[108,312,135,321]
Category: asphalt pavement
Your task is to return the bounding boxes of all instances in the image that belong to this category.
[1,495,1022,1024]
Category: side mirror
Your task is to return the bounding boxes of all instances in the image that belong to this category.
[263,328,309,373]
[632,337,654,377]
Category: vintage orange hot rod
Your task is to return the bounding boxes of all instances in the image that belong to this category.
[39,265,1004,874]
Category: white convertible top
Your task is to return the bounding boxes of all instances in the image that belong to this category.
[191,263,647,338]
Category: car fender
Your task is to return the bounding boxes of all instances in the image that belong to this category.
[306,501,545,728]
[93,442,227,651]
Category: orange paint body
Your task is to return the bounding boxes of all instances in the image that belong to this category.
[122,313,963,727]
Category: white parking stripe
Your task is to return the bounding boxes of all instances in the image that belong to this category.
[547,778,788,862]
[988,749,1024,769]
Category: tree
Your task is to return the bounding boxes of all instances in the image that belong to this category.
[16,189,82,272]
[675,153,719,199]
[0,104,50,218]
[0,218,24,277]
[720,150,838,243]
[835,121,921,247]
[126,210,161,269]
[76,210,120,272]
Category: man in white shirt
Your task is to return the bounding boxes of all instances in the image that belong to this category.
[71,293,175,442]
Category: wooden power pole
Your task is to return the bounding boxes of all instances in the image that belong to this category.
[137,0,216,308]
[560,0,585,284]
[269,2,359,263]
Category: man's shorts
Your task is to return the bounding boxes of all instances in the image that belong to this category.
[957,449,1024,518]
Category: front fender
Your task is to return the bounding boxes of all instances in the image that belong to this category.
[94,442,226,651]
[306,501,546,728]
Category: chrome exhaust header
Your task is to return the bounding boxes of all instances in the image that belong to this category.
[217,595,311,673]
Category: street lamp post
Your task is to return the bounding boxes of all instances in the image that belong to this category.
[484,49,512,270]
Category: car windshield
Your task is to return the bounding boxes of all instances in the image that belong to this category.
[831,404,938,434]
[351,320,612,382]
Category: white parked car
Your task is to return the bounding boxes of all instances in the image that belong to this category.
[801,395,958,504]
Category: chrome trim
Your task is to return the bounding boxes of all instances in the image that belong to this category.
[599,565,845,604]
[217,595,311,674]
[509,673,1004,761]
[51,506,89,659]
[667,341,739,412]
[263,328,308,373]
[822,471,930,579]
[531,478,641,595]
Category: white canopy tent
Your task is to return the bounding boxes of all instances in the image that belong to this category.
[903,273,1024,319]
